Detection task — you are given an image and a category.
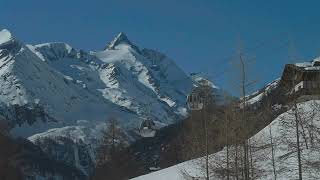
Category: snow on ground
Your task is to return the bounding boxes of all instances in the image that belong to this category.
[246,92,264,105]
[191,74,219,89]
[132,158,203,180]
[295,57,320,70]
[296,62,313,68]
[133,100,320,180]
[28,123,104,145]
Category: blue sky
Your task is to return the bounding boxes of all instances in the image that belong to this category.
[1,0,320,94]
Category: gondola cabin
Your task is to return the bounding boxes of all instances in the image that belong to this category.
[187,92,204,110]
[139,119,156,138]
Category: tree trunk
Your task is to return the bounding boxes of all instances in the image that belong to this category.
[269,124,277,180]
[240,55,250,180]
[294,106,303,180]
[235,144,239,180]
[249,140,253,178]
[203,107,209,180]
[225,111,230,180]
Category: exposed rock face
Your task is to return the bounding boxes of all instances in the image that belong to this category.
[105,32,141,53]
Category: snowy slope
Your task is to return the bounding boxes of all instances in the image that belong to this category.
[0,30,131,138]
[92,43,192,121]
[133,100,320,180]
[244,78,280,105]
[191,73,219,89]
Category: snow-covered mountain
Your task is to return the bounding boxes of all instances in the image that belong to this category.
[0,28,199,175]
[0,29,194,136]
[190,73,231,104]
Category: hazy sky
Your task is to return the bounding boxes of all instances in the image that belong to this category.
[1,0,320,94]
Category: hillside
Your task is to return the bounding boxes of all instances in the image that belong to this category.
[132,100,320,180]
[131,57,320,179]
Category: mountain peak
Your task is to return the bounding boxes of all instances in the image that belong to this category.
[116,32,129,41]
[106,32,135,50]
[0,29,13,45]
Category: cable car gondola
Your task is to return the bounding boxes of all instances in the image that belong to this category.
[139,119,156,138]
[187,91,204,110]
[150,59,160,71]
